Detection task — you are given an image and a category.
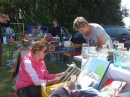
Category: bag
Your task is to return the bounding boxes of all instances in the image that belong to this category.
[51,87,71,97]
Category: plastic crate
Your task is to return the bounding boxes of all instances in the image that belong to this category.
[28,26,48,34]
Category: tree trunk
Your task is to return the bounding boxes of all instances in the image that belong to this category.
[15,8,22,35]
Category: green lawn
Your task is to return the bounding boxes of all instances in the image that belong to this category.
[0,44,80,97]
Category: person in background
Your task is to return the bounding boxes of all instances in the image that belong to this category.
[6,26,14,45]
[63,27,71,41]
[15,41,64,97]
[60,27,71,41]
[33,24,43,40]
[73,17,113,48]
[51,19,61,37]
[0,13,10,68]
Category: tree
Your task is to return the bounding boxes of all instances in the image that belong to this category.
[0,0,129,33]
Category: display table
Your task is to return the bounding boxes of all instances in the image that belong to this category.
[74,55,130,91]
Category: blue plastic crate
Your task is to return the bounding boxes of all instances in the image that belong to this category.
[28,26,48,34]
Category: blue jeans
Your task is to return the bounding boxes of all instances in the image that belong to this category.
[6,34,12,45]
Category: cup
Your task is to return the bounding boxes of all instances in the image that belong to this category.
[113,50,122,67]
[82,47,88,59]
[63,41,73,48]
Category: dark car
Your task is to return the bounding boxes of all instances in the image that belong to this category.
[71,31,86,44]
[102,25,130,48]
[71,25,130,48]
[102,25,130,42]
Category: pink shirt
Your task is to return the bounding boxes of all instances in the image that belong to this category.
[15,53,56,90]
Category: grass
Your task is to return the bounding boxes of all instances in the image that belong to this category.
[0,44,80,97]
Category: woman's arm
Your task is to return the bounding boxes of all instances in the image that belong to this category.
[1,15,10,27]
[55,72,64,77]
[47,77,60,86]
[23,60,47,85]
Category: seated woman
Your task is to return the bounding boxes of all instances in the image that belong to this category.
[15,41,64,97]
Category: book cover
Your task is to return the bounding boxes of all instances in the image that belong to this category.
[81,57,110,89]
[100,79,126,97]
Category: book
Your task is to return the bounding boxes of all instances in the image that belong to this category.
[100,79,127,97]
[59,62,81,82]
[77,70,99,89]
[81,57,110,89]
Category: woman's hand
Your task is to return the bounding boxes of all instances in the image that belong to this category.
[52,77,60,84]
[56,72,64,77]
[47,77,60,85]
[6,14,10,21]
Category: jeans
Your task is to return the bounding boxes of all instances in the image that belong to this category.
[17,85,42,97]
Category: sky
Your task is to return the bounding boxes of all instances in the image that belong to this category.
[121,0,130,28]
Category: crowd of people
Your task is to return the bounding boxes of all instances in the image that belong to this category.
[0,11,113,97]
[32,19,72,42]
[31,17,113,48]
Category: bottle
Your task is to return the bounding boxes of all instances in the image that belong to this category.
[82,43,89,59]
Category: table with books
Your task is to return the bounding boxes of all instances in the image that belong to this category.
[74,55,130,91]
[41,56,129,97]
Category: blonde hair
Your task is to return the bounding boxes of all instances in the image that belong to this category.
[73,17,89,31]
[30,41,46,54]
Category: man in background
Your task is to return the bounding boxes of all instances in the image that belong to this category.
[6,26,14,45]
[51,19,61,37]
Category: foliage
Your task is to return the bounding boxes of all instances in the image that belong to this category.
[0,0,129,33]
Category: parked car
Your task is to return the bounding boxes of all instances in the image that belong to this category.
[102,25,130,48]
[71,31,86,44]
[71,25,130,49]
